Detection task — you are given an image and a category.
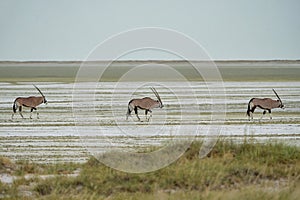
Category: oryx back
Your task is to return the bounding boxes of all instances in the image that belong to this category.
[251,98,280,110]
[130,97,159,110]
[15,96,44,108]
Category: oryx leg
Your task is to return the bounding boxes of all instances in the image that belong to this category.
[260,110,266,120]
[30,108,33,119]
[248,112,252,121]
[30,107,37,119]
[148,110,153,121]
[18,106,24,118]
[145,110,152,122]
[268,109,272,120]
[11,106,16,120]
[145,110,148,121]
[134,107,140,121]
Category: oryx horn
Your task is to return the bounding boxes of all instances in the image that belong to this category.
[272,89,282,103]
[150,87,162,104]
[33,85,45,97]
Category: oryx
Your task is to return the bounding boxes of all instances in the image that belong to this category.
[12,85,47,119]
[246,89,284,120]
[126,87,164,121]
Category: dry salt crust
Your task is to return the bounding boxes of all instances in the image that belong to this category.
[0,81,299,163]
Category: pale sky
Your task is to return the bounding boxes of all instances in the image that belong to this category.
[0,0,299,60]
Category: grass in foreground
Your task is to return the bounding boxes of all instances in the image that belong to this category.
[0,140,299,200]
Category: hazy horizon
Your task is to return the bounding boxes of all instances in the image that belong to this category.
[1,57,300,62]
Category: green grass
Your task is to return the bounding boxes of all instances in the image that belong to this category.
[1,139,299,199]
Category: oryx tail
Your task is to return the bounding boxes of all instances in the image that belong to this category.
[13,99,17,113]
[246,98,255,117]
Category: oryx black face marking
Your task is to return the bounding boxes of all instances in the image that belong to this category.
[12,85,47,120]
[246,89,284,121]
[126,87,164,122]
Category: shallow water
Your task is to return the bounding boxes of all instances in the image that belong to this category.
[0,81,299,163]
